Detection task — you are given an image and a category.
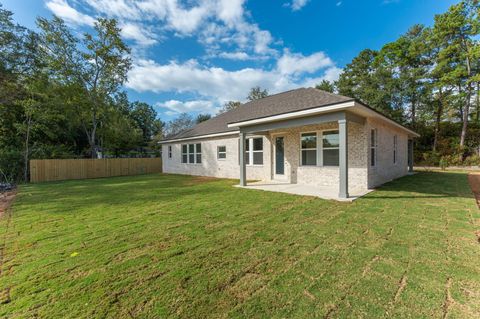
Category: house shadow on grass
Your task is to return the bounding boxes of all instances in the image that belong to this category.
[363,171,475,200]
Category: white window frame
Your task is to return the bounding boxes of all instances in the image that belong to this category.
[245,137,263,166]
[321,129,340,167]
[217,145,226,160]
[300,131,318,166]
[181,143,202,164]
[299,129,340,167]
[181,144,188,163]
[168,145,172,159]
[370,129,377,167]
[393,135,397,164]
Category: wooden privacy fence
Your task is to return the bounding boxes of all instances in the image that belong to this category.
[30,158,162,183]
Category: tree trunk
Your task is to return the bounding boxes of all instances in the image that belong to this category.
[476,82,479,123]
[459,55,472,150]
[433,89,444,153]
[24,116,31,183]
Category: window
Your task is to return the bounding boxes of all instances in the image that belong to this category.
[244,137,263,165]
[195,143,202,164]
[301,133,317,166]
[322,130,339,166]
[188,144,195,163]
[371,129,377,167]
[181,143,201,164]
[217,145,226,159]
[168,146,172,159]
[181,144,187,163]
[393,135,397,164]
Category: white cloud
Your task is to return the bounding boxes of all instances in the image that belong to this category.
[120,22,157,46]
[277,50,333,75]
[289,0,310,11]
[84,0,142,20]
[44,0,278,57]
[218,51,251,60]
[127,53,342,114]
[45,0,96,26]
[156,99,218,114]
[216,0,245,26]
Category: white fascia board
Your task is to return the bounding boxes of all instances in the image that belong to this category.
[158,131,238,144]
[227,101,356,128]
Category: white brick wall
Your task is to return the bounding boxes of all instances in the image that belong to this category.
[162,135,270,181]
[269,121,368,191]
[162,118,410,191]
[366,118,409,188]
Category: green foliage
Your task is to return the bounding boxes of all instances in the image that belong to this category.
[337,0,480,162]
[196,113,211,123]
[315,80,335,93]
[247,86,268,101]
[218,100,241,114]
[0,6,162,182]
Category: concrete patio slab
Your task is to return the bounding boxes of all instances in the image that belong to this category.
[236,181,373,202]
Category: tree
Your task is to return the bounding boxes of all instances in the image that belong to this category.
[247,86,268,101]
[164,113,195,138]
[196,113,211,123]
[129,101,163,145]
[380,25,430,126]
[433,0,480,150]
[218,100,241,114]
[37,16,131,158]
[336,49,400,119]
[315,80,335,93]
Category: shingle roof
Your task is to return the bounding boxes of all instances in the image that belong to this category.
[164,88,354,141]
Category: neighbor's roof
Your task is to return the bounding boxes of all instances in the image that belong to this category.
[163,88,354,142]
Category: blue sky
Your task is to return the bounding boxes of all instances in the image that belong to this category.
[3,0,458,121]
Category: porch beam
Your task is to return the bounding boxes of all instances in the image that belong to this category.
[240,111,364,134]
[239,131,247,186]
[339,119,349,199]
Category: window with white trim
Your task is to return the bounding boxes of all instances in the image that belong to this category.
[168,145,172,159]
[181,144,187,163]
[245,137,263,165]
[371,129,377,167]
[217,145,226,160]
[322,130,339,166]
[301,132,317,166]
[393,135,397,164]
[181,143,202,164]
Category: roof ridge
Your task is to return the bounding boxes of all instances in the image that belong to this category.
[311,87,353,101]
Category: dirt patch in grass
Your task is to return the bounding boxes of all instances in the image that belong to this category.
[468,173,480,208]
[0,190,16,218]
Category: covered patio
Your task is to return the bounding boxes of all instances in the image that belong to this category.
[230,106,364,199]
[228,103,415,200]
[236,180,373,201]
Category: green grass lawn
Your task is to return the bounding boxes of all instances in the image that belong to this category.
[1,172,479,318]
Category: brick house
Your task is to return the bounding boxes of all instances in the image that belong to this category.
[160,88,418,200]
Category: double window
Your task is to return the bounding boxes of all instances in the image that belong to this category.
[370,129,377,167]
[300,130,339,166]
[217,145,226,160]
[181,143,202,164]
[245,137,263,165]
[168,145,172,159]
